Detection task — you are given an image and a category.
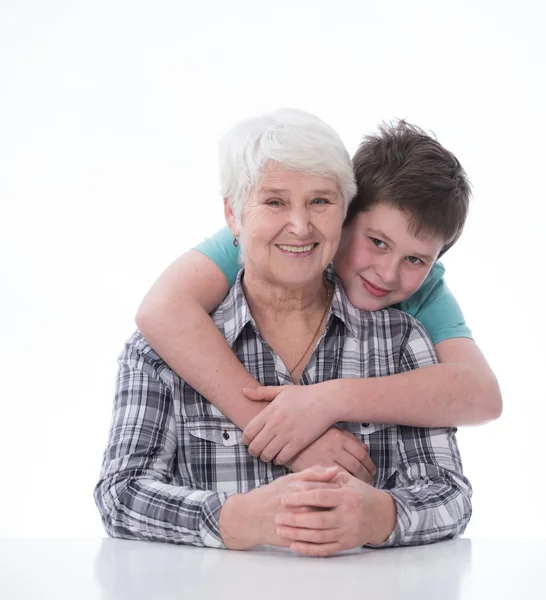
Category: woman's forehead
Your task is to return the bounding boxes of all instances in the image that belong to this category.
[255,165,339,194]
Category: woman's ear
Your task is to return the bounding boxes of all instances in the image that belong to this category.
[223,198,240,236]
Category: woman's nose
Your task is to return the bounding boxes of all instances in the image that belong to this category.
[287,207,313,237]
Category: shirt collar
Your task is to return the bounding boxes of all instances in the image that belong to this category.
[214,264,360,347]
[212,269,255,348]
[324,265,359,339]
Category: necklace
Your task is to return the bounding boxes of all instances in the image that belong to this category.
[289,279,333,376]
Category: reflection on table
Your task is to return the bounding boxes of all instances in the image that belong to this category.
[2,537,545,599]
[95,537,471,600]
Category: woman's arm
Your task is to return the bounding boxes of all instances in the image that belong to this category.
[136,250,263,429]
[94,336,229,548]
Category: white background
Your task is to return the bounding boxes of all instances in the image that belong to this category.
[1,0,545,540]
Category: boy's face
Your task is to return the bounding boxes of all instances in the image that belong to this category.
[334,203,446,311]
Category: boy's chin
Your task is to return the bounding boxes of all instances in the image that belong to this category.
[348,294,392,312]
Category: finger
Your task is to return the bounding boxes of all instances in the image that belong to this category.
[354,465,374,486]
[242,416,267,446]
[258,437,286,463]
[290,481,341,493]
[335,453,373,484]
[242,386,287,402]
[360,450,377,478]
[332,471,351,485]
[290,541,344,557]
[277,526,340,545]
[274,442,298,466]
[275,510,336,530]
[338,428,356,439]
[282,488,341,509]
[293,466,342,483]
[343,437,377,476]
[334,452,364,477]
[247,427,275,459]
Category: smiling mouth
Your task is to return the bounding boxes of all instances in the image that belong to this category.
[360,276,392,297]
[276,243,318,254]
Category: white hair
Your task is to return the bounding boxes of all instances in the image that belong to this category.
[219,108,357,222]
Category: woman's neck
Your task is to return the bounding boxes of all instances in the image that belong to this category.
[241,270,333,382]
[242,272,328,324]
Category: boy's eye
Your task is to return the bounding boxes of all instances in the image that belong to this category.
[370,237,387,249]
[406,256,423,266]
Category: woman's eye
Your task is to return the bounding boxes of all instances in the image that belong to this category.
[407,256,423,266]
[311,197,329,205]
[266,199,282,206]
[370,237,387,249]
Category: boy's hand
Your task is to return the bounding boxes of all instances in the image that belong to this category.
[242,384,337,464]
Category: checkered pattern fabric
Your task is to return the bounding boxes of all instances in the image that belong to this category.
[94,268,472,548]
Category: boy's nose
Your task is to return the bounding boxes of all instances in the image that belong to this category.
[375,258,398,286]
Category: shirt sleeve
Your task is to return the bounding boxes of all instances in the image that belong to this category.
[372,320,473,547]
[93,339,230,548]
[194,226,241,288]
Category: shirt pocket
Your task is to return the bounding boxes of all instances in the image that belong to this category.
[187,419,243,447]
[338,421,391,437]
[185,418,267,494]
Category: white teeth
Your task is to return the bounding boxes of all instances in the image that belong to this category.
[278,244,315,253]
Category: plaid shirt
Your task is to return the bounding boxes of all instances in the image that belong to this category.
[94,268,472,549]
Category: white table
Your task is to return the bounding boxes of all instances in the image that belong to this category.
[1,538,544,599]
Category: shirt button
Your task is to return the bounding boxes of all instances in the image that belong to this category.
[222,431,230,440]
[361,423,370,428]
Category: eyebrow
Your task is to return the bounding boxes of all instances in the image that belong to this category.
[257,187,338,197]
[366,228,435,263]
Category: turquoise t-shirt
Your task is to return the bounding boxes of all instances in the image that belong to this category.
[195,227,472,345]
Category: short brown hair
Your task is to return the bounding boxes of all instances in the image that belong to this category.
[346,120,471,256]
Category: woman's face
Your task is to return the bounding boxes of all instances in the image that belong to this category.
[226,163,344,289]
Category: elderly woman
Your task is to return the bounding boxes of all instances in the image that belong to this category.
[94,109,471,556]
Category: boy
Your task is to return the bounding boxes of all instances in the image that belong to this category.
[135,120,501,474]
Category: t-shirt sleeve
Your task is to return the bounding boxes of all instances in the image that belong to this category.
[397,263,473,345]
[413,281,473,345]
[194,226,241,288]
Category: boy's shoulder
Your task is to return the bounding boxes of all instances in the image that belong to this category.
[395,261,445,316]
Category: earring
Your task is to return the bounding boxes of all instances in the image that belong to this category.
[233,237,239,247]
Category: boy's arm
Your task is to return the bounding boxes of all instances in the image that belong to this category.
[135,250,264,429]
[243,325,501,464]
[335,336,501,426]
